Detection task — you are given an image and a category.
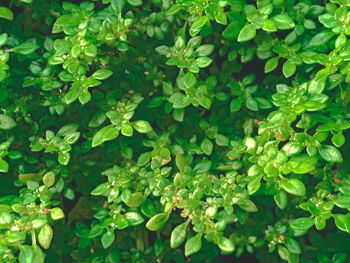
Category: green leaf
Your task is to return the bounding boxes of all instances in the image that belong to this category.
[230,98,242,112]
[218,237,235,253]
[170,223,187,248]
[137,152,151,166]
[246,98,258,111]
[19,245,34,263]
[282,61,296,78]
[201,138,213,155]
[290,217,314,233]
[222,20,245,40]
[274,190,288,210]
[92,69,113,80]
[121,124,133,136]
[13,41,39,55]
[248,176,261,195]
[319,145,343,163]
[64,87,78,105]
[307,31,335,48]
[101,231,115,249]
[0,159,9,173]
[169,92,190,108]
[127,0,142,6]
[50,207,65,220]
[185,234,202,256]
[132,120,153,133]
[125,212,144,226]
[184,71,196,88]
[281,178,306,196]
[108,246,121,263]
[0,7,13,20]
[195,44,214,57]
[271,14,295,30]
[91,182,109,196]
[32,244,45,263]
[237,199,258,212]
[146,213,169,231]
[237,24,256,42]
[92,125,119,147]
[111,0,125,13]
[334,213,350,233]
[0,33,8,47]
[125,192,145,208]
[265,57,279,73]
[0,114,17,130]
[285,237,301,254]
[332,133,346,148]
[38,224,53,250]
[84,43,97,57]
[58,152,70,166]
[215,134,229,146]
[334,196,350,209]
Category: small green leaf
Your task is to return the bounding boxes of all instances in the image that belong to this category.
[274,191,288,210]
[238,24,256,42]
[127,0,142,6]
[132,120,153,133]
[111,0,125,13]
[32,244,45,263]
[91,182,109,196]
[108,246,121,263]
[218,237,235,253]
[185,234,202,256]
[125,192,145,208]
[334,213,350,233]
[307,31,334,47]
[184,71,196,88]
[0,114,17,130]
[332,133,345,148]
[282,61,296,78]
[101,231,115,249]
[0,7,13,20]
[125,212,144,226]
[237,199,258,212]
[170,223,187,248]
[0,159,9,173]
[195,44,214,57]
[248,176,261,195]
[319,145,343,163]
[290,217,314,233]
[13,41,39,55]
[38,224,53,250]
[50,207,65,220]
[230,98,242,112]
[92,69,113,80]
[64,87,78,105]
[84,43,97,57]
[281,178,306,196]
[146,213,169,231]
[285,237,301,254]
[19,245,34,263]
[201,138,213,155]
[271,14,295,30]
[265,57,279,73]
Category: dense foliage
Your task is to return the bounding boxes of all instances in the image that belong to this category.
[1,0,350,262]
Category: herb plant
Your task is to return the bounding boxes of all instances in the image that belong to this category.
[1,0,350,262]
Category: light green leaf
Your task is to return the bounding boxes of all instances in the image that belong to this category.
[170,223,187,248]
[132,120,153,133]
[238,24,256,42]
[0,114,17,130]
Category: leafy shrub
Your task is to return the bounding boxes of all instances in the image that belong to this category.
[1,0,350,262]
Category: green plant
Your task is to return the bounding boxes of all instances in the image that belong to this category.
[1,0,350,262]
